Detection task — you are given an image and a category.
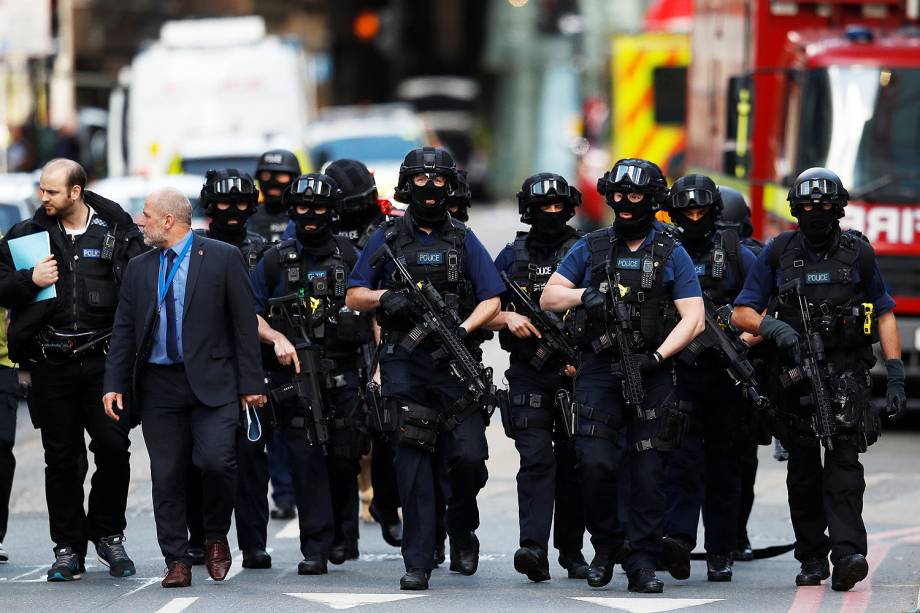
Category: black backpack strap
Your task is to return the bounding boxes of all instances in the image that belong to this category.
[718,227,745,285]
[332,235,358,270]
[842,230,876,292]
[767,231,798,274]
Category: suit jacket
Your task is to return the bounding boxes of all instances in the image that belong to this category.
[104,233,263,409]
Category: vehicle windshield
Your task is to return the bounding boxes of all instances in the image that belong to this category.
[797,66,920,202]
[311,135,423,168]
[181,156,259,177]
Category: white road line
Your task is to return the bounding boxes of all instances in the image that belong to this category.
[155,597,199,613]
[122,576,162,597]
[8,565,46,581]
[285,593,426,610]
[275,518,299,539]
[570,597,723,613]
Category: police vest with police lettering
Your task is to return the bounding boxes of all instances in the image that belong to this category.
[499,229,581,361]
[771,230,879,368]
[577,226,679,353]
[687,228,746,307]
[264,235,371,360]
[376,215,475,333]
[197,229,267,273]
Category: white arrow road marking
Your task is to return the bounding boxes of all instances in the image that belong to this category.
[570,597,723,613]
[284,593,427,610]
[275,518,300,539]
[155,597,199,613]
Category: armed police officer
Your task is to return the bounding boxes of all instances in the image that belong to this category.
[346,147,503,591]
[658,175,757,583]
[250,172,371,575]
[192,169,271,570]
[250,149,302,243]
[731,167,905,592]
[541,159,704,593]
[488,173,588,583]
[0,158,146,581]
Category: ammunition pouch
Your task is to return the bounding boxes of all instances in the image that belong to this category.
[328,415,371,459]
[829,370,879,451]
[398,401,441,453]
[333,307,373,345]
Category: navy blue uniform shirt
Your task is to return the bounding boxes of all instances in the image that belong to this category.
[347,223,505,302]
[554,226,702,300]
[734,234,896,315]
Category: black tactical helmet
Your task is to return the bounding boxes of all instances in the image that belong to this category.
[324,158,378,214]
[667,174,722,212]
[517,172,581,222]
[718,186,750,223]
[282,173,342,211]
[200,168,258,216]
[394,146,458,204]
[256,149,301,176]
[787,167,848,217]
[447,169,472,221]
[597,158,669,206]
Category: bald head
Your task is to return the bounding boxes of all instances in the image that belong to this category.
[39,158,88,220]
[141,187,193,248]
[42,158,87,192]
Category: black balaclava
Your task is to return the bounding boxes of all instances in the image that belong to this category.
[209,206,251,244]
[528,205,576,248]
[293,207,335,255]
[260,176,288,216]
[611,195,655,240]
[675,207,717,247]
[796,207,840,251]
[408,179,450,226]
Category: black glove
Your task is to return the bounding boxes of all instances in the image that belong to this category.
[581,287,607,317]
[758,315,800,350]
[379,290,411,315]
[454,326,468,341]
[885,358,907,421]
[633,352,662,374]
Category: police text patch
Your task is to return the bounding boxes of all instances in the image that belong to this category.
[82,248,102,258]
[616,257,642,270]
[417,252,444,265]
[694,263,706,276]
[805,272,831,284]
[307,270,327,281]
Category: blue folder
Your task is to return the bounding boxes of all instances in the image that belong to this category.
[8,231,57,302]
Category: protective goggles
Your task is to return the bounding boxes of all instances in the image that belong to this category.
[529,177,572,198]
[672,188,716,208]
[795,178,839,200]
[212,177,255,195]
[292,177,335,197]
[611,164,651,187]
[340,185,378,206]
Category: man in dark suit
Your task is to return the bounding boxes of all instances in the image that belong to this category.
[102,187,265,588]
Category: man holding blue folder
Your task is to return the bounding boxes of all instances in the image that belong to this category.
[0,158,146,582]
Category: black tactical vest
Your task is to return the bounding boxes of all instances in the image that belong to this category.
[376,215,474,332]
[576,226,679,353]
[265,236,371,360]
[688,228,745,307]
[198,229,267,272]
[772,230,879,368]
[50,216,121,331]
[500,230,581,360]
[336,213,385,250]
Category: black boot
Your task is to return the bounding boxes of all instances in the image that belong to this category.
[369,503,403,547]
[733,535,754,562]
[706,553,733,582]
[400,568,430,590]
[270,501,296,520]
[795,557,830,586]
[514,546,550,582]
[434,543,446,566]
[187,547,206,566]
[449,532,479,576]
[586,551,614,588]
[558,550,589,579]
[628,568,664,593]
[661,536,692,580]
[297,554,328,575]
[831,554,868,592]
[242,548,272,569]
[328,542,359,565]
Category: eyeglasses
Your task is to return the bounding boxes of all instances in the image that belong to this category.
[292,177,335,197]
[212,177,255,195]
[529,177,572,197]
[611,164,651,187]
[672,188,716,208]
[795,178,839,199]
[412,173,447,187]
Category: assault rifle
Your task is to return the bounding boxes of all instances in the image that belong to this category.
[382,244,493,403]
[500,271,579,369]
[267,292,331,454]
[778,279,836,451]
[604,272,645,412]
[679,295,769,411]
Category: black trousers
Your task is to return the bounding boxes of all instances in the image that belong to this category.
[737,440,759,546]
[370,437,402,526]
[325,370,364,552]
[663,364,743,555]
[785,433,867,564]
[574,356,673,573]
[381,343,488,571]
[506,360,585,555]
[32,355,130,557]
[0,366,18,543]
[141,364,238,566]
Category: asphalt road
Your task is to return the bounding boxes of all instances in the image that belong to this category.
[2,203,920,613]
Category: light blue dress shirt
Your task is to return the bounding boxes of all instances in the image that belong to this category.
[149,231,193,364]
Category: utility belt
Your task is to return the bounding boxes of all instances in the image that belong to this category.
[495,390,574,439]
[389,389,491,454]
[36,327,112,363]
[572,394,686,452]
[801,302,878,350]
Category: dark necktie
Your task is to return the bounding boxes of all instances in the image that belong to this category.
[165,249,180,362]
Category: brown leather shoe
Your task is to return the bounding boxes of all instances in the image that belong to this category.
[162,562,191,588]
[205,538,232,581]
